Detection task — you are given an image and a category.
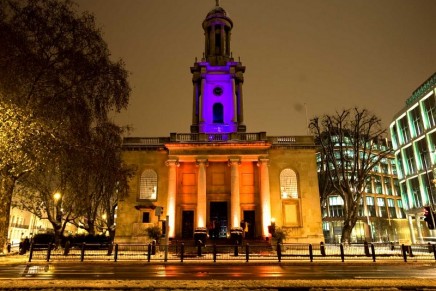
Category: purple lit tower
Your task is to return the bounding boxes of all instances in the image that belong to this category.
[190,2,246,135]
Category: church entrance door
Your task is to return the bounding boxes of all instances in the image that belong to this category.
[182,210,194,239]
[209,202,228,238]
[243,210,256,239]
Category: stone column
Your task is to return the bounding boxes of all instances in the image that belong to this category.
[166,159,179,238]
[408,215,416,244]
[196,159,208,228]
[258,158,271,238]
[229,158,241,228]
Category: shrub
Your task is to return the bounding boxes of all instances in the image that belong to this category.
[145,225,162,242]
[273,227,287,243]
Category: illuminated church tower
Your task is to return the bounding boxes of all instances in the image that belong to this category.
[190,2,246,134]
[116,1,324,245]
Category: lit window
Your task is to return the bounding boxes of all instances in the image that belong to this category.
[280,168,298,199]
[139,169,157,200]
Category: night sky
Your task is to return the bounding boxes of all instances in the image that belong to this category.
[75,0,436,137]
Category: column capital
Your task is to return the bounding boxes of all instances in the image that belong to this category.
[257,158,269,167]
[196,158,208,167]
[165,159,179,167]
[228,158,241,166]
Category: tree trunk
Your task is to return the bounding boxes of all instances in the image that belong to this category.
[341,224,353,245]
[0,175,16,253]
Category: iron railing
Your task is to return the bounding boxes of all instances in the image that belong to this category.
[27,242,436,263]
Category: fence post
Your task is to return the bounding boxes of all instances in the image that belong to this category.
[80,243,86,262]
[277,242,281,263]
[245,243,249,262]
[180,243,184,263]
[320,242,326,256]
[107,243,113,256]
[408,245,414,257]
[147,244,151,262]
[114,244,119,262]
[28,244,34,263]
[213,244,217,263]
[46,243,52,262]
[197,243,202,257]
[364,241,370,257]
[151,240,156,255]
[309,244,313,262]
[401,244,407,262]
[370,243,376,262]
[234,245,238,257]
[340,243,344,262]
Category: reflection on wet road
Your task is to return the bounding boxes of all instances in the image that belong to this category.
[8,263,435,280]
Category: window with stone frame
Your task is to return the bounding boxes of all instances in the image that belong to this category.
[139,169,157,200]
[387,198,397,219]
[280,168,298,199]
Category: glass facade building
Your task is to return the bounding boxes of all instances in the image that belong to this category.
[319,140,409,243]
[390,72,436,243]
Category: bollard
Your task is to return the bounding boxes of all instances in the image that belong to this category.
[277,242,281,263]
[340,243,345,262]
[320,242,326,256]
[309,244,313,262]
[364,241,370,257]
[147,243,151,262]
[370,243,376,262]
[46,243,52,262]
[180,243,184,263]
[401,244,407,262]
[80,243,86,262]
[234,245,239,257]
[114,244,119,262]
[245,243,249,262]
[213,244,217,262]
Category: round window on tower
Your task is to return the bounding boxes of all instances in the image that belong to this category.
[213,86,223,96]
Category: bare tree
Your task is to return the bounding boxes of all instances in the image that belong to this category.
[0,0,130,252]
[309,108,392,244]
[69,123,133,239]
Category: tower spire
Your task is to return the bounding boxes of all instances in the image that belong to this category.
[216,0,220,7]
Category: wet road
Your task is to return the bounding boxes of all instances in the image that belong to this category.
[0,263,434,280]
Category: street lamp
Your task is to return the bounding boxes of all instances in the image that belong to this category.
[53,192,62,223]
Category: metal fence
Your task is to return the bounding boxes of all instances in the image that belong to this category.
[27,242,436,263]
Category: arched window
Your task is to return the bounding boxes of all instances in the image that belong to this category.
[280,168,298,199]
[213,103,224,123]
[139,169,157,200]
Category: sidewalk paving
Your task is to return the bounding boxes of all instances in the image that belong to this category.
[2,253,436,290]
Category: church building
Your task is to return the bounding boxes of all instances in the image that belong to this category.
[115,2,324,244]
